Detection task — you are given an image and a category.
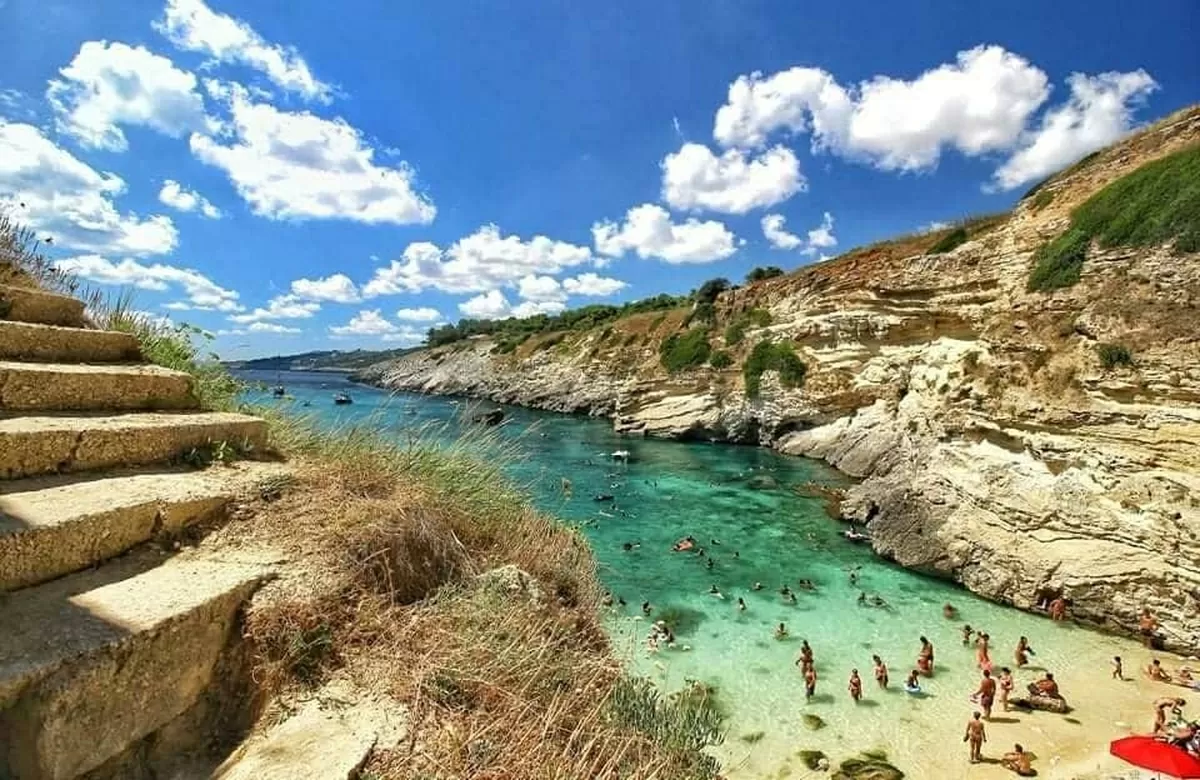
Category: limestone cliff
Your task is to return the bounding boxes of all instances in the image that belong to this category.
[362,107,1200,652]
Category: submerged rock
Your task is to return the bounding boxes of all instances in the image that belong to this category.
[745,474,780,490]
[801,713,825,731]
[472,408,505,425]
[832,757,905,780]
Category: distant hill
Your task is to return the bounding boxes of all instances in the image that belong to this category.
[227,347,420,372]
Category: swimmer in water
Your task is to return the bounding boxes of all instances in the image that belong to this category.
[752,582,764,591]
[962,624,974,645]
[943,602,958,619]
[602,592,613,607]
[705,558,714,570]
[1014,636,1031,667]
[858,591,868,605]
[798,579,815,590]
[849,669,863,702]
[617,597,626,607]
[708,585,724,599]
[775,622,789,639]
[737,597,747,611]
[779,585,793,599]
[711,538,722,546]
[788,592,798,604]
[873,655,889,689]
[641,601,652,616]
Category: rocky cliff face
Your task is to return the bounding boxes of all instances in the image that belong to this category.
[363,107,1200,652]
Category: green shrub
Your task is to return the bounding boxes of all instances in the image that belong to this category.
[1031,189,1055,212]
[927,227,968,254]
[745,266,784,283]
[1027,227,1090,291]
[743,340,807,398]
[694,278,731,304]
[724,308,772,346]
[709,350,733,369]
[747,308,772,327]
[606,677,725,779]
[724,320,746,346]
[1097,343,1134,369]
[660,328,712,373]
[687,301,716,326]
[1029,144,1200,291]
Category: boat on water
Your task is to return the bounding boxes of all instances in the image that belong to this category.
[333,393,353,405]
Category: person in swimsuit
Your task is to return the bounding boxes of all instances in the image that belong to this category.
[752,581,764,591]
[943,603,958,619]
[917,636,934,676]
[737,597,747,611]
[905,669,921,692]
[873,655,889,689]
[976,633,992,671]
[998,667,1014,712]
[962,624,974,645]
[1048,596,1067,621]
[775,622,789,639]
[964,712,987,764]
[1140,607,1159,648]
[1001,744,1034,776]
[1147,659,1173,682]
[1014,636,1031,667]
[1154,697,1186,735]
[1112,656,1124,680]
[804,665,818,700]
[641,601,652,616]
[974,669,997,719]
[796,640,814,670]
[849,669,863,702]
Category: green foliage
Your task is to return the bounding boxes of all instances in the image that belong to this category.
[1028,227,1090,291]
[427,294,688,350]
[745,266,784,283]
[724,320,746,346]
[0,212,80,293]
[606,677,725,779]
[1097,342,1134,369]
[743,340,807,398]
[694,277,731,304]
[660,328,712,373]
[1029,144,1200,291]
[709,350,733,369]
[926,227,968,254]
[1031,189,1055,212]
[687,301,716,326]
[724,308,772,346]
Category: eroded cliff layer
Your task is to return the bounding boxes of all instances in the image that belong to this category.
[362,107,1200,652]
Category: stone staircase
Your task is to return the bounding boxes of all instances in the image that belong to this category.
[0,283,286,780]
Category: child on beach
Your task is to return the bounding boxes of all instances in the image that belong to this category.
[1112,656,1124,680]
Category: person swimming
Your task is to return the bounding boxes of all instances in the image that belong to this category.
[641,601,652,616]
[780,584,792,597]
[775,622,789,639]
[905,669,922,693]
[797,579,815,590]
[962,624,974,645]
[737,597,747,611]
[858,591,868,605]
[943,603,958,619]
[1014,636,1032,667]
[752,581,764,591]
[705,558,714,570]
[671,536,695,552]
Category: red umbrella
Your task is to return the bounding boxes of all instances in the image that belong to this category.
[1110,736,1200,778]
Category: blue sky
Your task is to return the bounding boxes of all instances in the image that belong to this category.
[1,0,1196,358]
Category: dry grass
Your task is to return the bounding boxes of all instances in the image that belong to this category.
[229,416,724,779]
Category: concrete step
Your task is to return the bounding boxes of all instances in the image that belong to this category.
[0,362,197,413]
[0,549,271,780]
[0,284,86,328]
[0,462,290,592]
[0,412,269,480]
[0,320,140,363]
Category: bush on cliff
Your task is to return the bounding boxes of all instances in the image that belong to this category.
[709,350,733,369]
[724,308,772,346]
[745,266,784,283]
[1029,144,1200,291]
[1097,342,1135,369]
[926,226,968,254]
[743,340,807,398]
[660,328,712,373]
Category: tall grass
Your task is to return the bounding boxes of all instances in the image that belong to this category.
[0,212,79,293]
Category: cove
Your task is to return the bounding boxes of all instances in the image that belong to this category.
[240,369,1167,779]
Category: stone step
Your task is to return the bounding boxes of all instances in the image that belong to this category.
[0,550,271,780]
[0,412,269,480]
[0,462,290,592]
[0,320,140,363]
[0,284,86,328]
[0,362,197,413]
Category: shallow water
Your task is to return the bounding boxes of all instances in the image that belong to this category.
[241,371,1164,778]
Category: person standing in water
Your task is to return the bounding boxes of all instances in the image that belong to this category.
[1014,636,1031,667]
[775,622,789,639]
[918,636,934,676]
[805,665,818,700]
[961,624,974,645]
[974,669,997,720]
[998,667,1014,712]
[848,669,863,702]
[976,633,992,671]
[964,712,987,764]
[873,655,889,689]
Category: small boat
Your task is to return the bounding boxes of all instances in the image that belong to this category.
[272,385,286,397]
[333,393,353,405]
[843,528,872,544]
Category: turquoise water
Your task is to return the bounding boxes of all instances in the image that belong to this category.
[241,370,1157,778]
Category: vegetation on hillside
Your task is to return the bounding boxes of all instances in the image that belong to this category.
[0,212,78,293]
[660,328,712,373]
[743,340,807,398]
[1097,343,1135,369]
[724,308,772,346]
[233,348,421,372]
[745,266,784,283]
[924,213,1006,256]
[926,227,967,254]
[1029,144,1200,291]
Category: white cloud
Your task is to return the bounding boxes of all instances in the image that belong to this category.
[156,0,332,102]
[919,220,951,233]
[458,290,513,319]
[991,70,1158,190]
[512,300,565,317]
[802,211,837,256]
[562,273,626,297]
[248,321,300,334]
[517,274,567,303]
[228,293,319,323]
[363,226,592,296]
[47,41,211,153]
[190,84,434,225]
[0,121,178,256]
[593,203,737,264]
[54,254,241,311]
[395,306,441,322]
[289,272,359,303]
[330,309,424,344]
[761,213,802,250]
[714,45,1050,172]
[661,143,804,214]
[159,179,222,218]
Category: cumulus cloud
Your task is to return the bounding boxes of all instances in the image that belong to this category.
[156,0,332,102]
[47,41,212,152]
[54,254,241,311]
[802,211,837,255]
[228,294,319,323]
[593,203,737,264]
[661,143,804,214]
[395,306,441,322]
[363,225,592,297]
[190,84,434,225]
[761,213,802,250]
[159,179,222,218]
[247,321,300,334]
[456,290,564,320]
[330,309,425,343]
[517,274,567,303]
[562,273,627,297]
[991,70,1158,190]
[714,45,1050,172]
[289,272,360,303]
[0,121,178,256]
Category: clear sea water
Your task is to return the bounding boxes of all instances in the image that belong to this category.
[239,370,1162,778]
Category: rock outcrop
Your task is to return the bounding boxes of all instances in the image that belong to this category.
[363,107,1200,652]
